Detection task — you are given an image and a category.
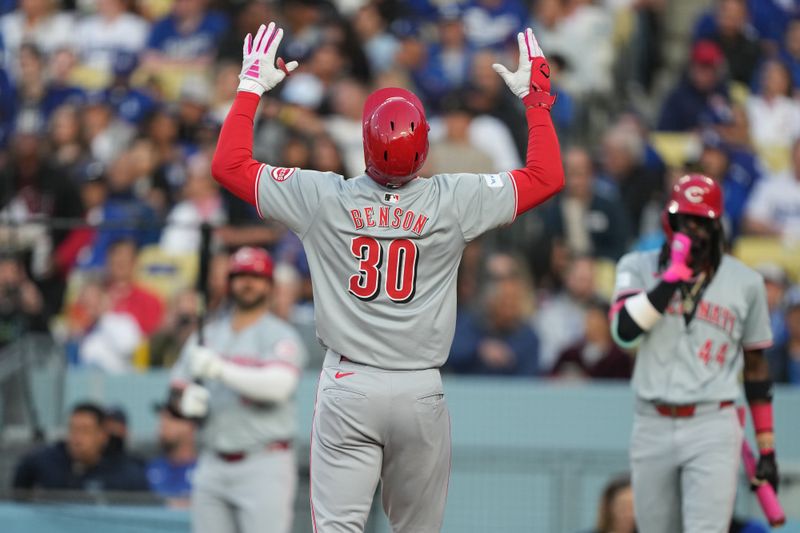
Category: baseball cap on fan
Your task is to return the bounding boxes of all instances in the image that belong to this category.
[691,40,724,67]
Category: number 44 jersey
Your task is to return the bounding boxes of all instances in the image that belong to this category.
[612,250,773,404]
[256,165,517,370]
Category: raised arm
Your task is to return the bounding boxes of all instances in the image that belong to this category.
[210,22,298,206]
[493,28,565,216]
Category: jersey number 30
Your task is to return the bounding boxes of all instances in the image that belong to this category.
[348,236,418,303]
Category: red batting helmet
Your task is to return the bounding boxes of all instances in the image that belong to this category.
[228,247,273,279]
[661,174,724,239]
[362,87,429,187]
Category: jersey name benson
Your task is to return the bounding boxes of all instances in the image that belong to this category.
[350,206,429,235]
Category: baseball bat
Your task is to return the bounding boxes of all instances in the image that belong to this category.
[196,222,212,348]
[737,407,785,527]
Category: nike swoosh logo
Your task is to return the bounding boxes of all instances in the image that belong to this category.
[334,371,355,379]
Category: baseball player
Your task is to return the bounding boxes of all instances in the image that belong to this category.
[609,175,780,533]
[169,247,307,533]
[211,21,563,532]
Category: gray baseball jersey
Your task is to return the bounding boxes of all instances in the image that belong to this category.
[613,251,773,403]
[255,165,517,369]
[171,311,307,452]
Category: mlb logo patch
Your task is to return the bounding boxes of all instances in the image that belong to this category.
[271,166,296,182]
[483,174,503,188]
[384,193,400,204]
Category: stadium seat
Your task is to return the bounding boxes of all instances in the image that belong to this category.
[650,132,699,168]
[134,245,198,301]
[733,237,800,282]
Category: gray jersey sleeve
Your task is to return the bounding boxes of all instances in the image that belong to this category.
[741,277,773,350]
[255,164,344,236]
[612,252,649,300]
[440,172,517,242]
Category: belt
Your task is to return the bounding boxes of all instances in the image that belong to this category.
[216,441,291,462]
[654,400,735,418]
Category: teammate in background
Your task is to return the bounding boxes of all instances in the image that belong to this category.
[211,21,563,533]
[169,247,307,533]
[212,23,564,533]
[610,175,779,533]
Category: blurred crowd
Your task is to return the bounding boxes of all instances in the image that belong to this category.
[0,0,799,387]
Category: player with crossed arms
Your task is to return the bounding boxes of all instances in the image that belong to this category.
[211,21,563,532]
[610,175,780,532]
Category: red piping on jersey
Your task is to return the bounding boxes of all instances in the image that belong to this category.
[211,91,263,206]
[743,339,774,351]
[254,163,266,218]
[508,106,565,217]
[309,371,322,533]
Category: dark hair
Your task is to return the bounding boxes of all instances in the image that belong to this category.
[596,474,632,532]
[71,402,107,426]
[658,216,724,275]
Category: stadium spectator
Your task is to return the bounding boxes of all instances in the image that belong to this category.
[0,0,74,76]
[550,298,633,381]
[104,405,135,458]
[599,123,664,238]
[544,146,630,261]
[160,152,226,254]
[75,0,149,72]
[464,49,528,159]
[426,93,495,175]
[413,4,476,110]
[101,52,158,127]
[744,138,800,242]
[146,401,197,505]
[309,134,347,175]
[12,402,149,493]
[462,0,527,51]
[149,288,200,368]
[353,1,400,75]
[0,109,83,245]
[755,263,790,348]
[47,104,89,181]
[693,0,762,85]
[585,474,635,533]
[542,0,614,98]
[103,239,164,337]
[40,48,86,120]
[657,40,732,132]
[534,255,597,373]
[323,78,369,176]
[781,17,800,92]
[697,130,763,240]
[746,59,800,174]
[216,1,276,63]
[448,276,539,376]
[142,0,228,69]
[0,253,47,350]
[766,286,800,385]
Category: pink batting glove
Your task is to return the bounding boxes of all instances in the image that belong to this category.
[662,233,694,283]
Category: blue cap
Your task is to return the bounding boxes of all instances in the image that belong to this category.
[390,18,420,39]
[112,50,139,77]
[437,3,463,22]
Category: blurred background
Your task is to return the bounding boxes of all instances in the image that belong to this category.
[0,0,800,531]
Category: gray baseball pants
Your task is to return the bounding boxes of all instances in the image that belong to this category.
[191,447,296,533]
[630,399,742,533]
[310,351,451,533]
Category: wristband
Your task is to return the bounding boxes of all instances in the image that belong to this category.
[623,291,662,331]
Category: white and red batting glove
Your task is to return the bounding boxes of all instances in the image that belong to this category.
[238,21,299,96]
[190,345,224,380]
[179,383,210,418]
[492,28,556,110]
[662,233,694,283]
